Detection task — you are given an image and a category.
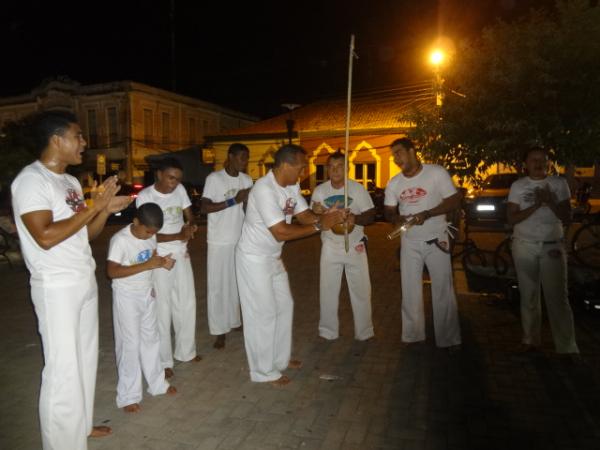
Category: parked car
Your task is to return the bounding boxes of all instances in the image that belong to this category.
[463,173,521,228]
[107,182,145,224]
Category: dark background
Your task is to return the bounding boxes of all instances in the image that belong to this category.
[1,0,553,118]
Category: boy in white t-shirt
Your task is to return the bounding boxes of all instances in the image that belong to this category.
[136,158,201,378]
[107,203,177,412]
[384,138,462,350]
[201,143,253,349]
[311,151,375,341]
[507,147,578,356]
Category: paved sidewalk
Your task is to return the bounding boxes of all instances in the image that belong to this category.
[1,223,599,449]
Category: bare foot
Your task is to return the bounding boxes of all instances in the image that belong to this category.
[192,355,203,362]
[270,375,291,387]
[89,426,112,438]
[167,386,177,395]
[123,403,141,413]
[165,367,174,379]
[288,359,302,369]
[213,334,226,349]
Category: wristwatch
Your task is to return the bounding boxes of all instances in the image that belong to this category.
[313,220,322,232]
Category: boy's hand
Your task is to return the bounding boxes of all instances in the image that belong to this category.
[235,188,251,204]
[147,250,166,269]
[161,254,175,270]
[312,202,326,215]
[180,224,196,241]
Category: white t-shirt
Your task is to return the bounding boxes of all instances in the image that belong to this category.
[237,170,308,258]
[508,175,570,241]
[384,164,457,241]
[136,183,191,255]
[11,160,95,286]
[203,169,253,245]
[311,179,374,248]
[108,225,156,291]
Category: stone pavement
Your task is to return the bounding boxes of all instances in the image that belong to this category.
[1,223,600,450]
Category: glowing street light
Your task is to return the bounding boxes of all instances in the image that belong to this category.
[429,49,445,67]
[429,49,446,107]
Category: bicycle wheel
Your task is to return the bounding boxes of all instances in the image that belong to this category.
[572,223,600,269]
[493,237,513,275]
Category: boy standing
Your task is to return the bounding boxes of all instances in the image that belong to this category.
[107,203,177,412]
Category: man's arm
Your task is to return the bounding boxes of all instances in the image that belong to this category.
[384,205,404,224]
[269,208,346,242]
[201,188,250,214]
[412,192,462,225]
[107,252,174,279]
[87,196,133,240]
[156,206,197,243]
[352,208,375,226]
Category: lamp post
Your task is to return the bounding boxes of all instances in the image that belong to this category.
[429,49,445,107]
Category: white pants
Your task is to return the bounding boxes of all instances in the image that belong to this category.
[512,238,578,353]
[319,241,374,340]
[31,274,98,450]
[236,250,293,382]
[207,243,242,335]
[400,236,461,347]
[113,287,170,408]
[152,250,197,368]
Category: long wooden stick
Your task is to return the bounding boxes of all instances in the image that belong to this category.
[344,34,355,253]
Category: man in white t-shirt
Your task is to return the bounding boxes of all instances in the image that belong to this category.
[136,158,201,378]
[11,111,130,450]
[107,203,177,413]
[507,147,578,356]
[236,144,346,386]
[201,143,253,349]
[311,151,375,341]
[384,138,462,350]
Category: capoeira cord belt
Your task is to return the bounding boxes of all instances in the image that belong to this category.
[424,223,459,255]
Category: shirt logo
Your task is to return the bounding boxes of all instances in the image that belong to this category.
[65,188,86,212]
[324,194,353,209]
[130,249,152,265]
[283,198,297,216]
[224,188,237,200]
[399,187,427,204]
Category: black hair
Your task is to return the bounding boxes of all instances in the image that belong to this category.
[273,144,306,168]
[228,143,249,156]
[522,146,549,161]
[327,151,345,163]
[157,157,183,172]
[26,110,79,156]
[390,137,415,151]
[136,203,164,229]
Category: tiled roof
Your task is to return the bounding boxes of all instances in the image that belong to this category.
[214,83,435,138]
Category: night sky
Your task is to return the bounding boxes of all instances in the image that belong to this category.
[1,0,554,118]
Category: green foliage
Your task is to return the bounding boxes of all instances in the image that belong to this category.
[0,119,37,190]
[407,0,600,183]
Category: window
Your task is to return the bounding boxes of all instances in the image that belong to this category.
[143,109,153,145]
[107,107,118,146]
[188,118,196,144]
[87,109,98,148]
[162,112,170,145]
[316,164,327,185]
[354,163,376,188]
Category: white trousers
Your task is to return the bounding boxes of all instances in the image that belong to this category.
[319,241,374,340]
[207,243,242,335]
[31,274,98,450]
[112,287,170,408]
[236,250,293,382]
[511,238,578,353]
[400,236,461,347]
[152,250,197,368]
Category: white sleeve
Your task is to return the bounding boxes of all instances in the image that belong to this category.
[384,179,398,207]
[555,177,571,202]
[310,186,324,208]
[507,182,520,205]
[293,186,309,215]
[358,185,375,212]
[177,184,192,209]
[435,167,458,199]
[202,174,219,201]
[244,174,254,189]
[12,172,52,216]
[254,184,287,228]
[136,189,149,208]
[107,233,126,264]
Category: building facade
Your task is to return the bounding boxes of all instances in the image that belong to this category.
[0,77,257,183]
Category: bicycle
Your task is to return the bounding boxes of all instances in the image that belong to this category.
[571,212,600,270]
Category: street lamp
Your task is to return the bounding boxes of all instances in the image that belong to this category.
[429,49,445,107]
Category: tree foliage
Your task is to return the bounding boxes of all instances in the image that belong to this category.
[407,0,600,184]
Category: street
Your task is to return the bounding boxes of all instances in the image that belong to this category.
[1,223,600,450]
